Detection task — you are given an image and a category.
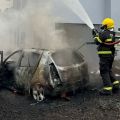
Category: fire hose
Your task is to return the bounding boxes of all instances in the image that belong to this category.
[77,40,120,51]
[91,29,120,45]
[103,40,120,45]
[86,40,120,45]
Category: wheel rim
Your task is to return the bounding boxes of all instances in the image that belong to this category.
[32,84,45,102]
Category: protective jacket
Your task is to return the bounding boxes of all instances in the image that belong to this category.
[94,29,115,56]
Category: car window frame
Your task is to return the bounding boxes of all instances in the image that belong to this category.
[3,50,23,65]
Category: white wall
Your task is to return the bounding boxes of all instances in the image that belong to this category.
[53,0,120,29]
[53,0,105,24]
[111,0,120,29]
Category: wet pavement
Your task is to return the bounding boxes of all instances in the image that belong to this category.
[0,88,120,120]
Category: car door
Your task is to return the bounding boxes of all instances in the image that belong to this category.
[0,50,22,87]
[15,51,42,92]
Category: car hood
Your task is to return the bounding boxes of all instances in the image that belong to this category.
[51,49,84,67]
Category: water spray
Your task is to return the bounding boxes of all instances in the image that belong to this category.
[62,0,94,29]
[62,0,96,50]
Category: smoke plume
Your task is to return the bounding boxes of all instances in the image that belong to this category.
[0,0,69,51]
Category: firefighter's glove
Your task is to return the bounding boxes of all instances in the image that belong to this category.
[92,29,98,37]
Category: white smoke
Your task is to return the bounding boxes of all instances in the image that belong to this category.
[0,0,69,51]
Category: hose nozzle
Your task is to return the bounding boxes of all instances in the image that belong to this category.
[92,29,98,37]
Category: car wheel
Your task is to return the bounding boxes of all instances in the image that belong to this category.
[32,84,45,102]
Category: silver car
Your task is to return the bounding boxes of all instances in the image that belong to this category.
[0,49,89,101]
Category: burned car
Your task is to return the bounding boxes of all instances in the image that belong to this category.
[0,49,89,101]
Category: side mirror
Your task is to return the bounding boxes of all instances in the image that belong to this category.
[118,28,120,31]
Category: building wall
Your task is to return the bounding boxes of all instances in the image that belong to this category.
[111,0,120,29]
[53,0,105,24]
[54,0,120,29]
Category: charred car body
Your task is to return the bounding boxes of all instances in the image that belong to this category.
[0,49,89,101]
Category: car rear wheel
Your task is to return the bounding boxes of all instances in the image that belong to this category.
[32,84,45,102]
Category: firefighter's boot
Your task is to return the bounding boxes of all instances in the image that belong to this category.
[99,86,112,95]
[112,80,120,93]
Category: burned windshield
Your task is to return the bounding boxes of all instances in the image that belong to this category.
[20,52,40,67]
[52,49,84,66]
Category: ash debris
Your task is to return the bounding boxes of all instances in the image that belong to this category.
[1,89,120,120]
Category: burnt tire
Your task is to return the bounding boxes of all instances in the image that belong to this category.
[31,84,45,102]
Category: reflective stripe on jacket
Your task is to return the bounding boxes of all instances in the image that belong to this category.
[94,29,115,55]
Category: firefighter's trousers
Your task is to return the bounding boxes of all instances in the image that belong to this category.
[99,54,116,87]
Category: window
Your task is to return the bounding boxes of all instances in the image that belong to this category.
[20,52,40,67]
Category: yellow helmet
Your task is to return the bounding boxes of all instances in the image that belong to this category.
[102,18,114,29]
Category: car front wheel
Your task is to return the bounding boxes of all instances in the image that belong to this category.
[32,84,45,102]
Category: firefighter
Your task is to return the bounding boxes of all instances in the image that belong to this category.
[92,18,120,95]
